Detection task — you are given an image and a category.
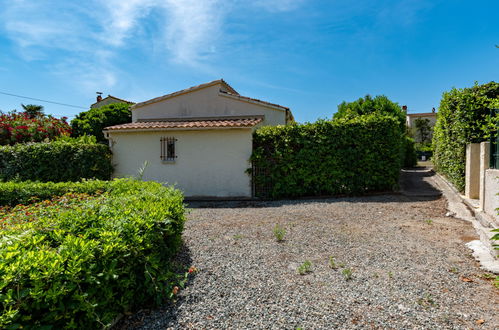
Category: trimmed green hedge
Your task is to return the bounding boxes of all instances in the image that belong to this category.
[0,179,185,328]
[432,82,499,191]
[0,180,110,206]
[251,115,404,198]
[0,137,113,182]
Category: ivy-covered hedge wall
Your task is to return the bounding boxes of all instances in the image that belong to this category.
[0,137,113,182]
[0,179,185,328]
[432,82,499,192]
[251,115,404,198]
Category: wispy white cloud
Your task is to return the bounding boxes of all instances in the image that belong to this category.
[163,0,223,65]
[0,0,228,90]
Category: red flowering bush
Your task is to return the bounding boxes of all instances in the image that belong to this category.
[0,111,71,145]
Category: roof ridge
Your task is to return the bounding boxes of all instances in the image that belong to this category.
[133,79,239,109]
[90,95,135,107]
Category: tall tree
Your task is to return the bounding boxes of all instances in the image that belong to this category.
[21,104,44,118]
[71,103,132,143]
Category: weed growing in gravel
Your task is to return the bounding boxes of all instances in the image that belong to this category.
[338,262,346,268]
[233,234,243,240]
[342,268,353,281]
[273,223,286,242]
[417,293,437,308]
[388,271,393,279]
[297,261,312,275]
[449,267,459,274]
[425,219,433,225]
[479,273,499,289]
[329,256,338,269]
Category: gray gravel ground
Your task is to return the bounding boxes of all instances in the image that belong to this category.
[118,195,498,329]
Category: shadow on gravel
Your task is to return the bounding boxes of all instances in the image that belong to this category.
[113,242,194,330]
[187,167,443,209]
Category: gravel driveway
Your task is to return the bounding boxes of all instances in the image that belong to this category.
[119,194,498,329]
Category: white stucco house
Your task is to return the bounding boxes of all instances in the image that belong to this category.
[103,80,293,198]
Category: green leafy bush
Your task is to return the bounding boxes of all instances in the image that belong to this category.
[0,136,113,182]
[0,180,110,206]
[404,136,418,167]
[432,82,499,191]
[0,179,185,328]
[251,115,404,198]
[71,103,131,143]
[333,94,406,131]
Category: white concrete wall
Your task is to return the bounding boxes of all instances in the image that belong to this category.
[483,169,499,221]
[108,128,253,198]
[132,83,287,126]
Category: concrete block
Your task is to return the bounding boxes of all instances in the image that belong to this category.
[484,169,499,223]
[465,143,480,199]
[479,142,490,211]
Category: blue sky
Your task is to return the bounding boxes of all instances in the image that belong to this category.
[0,0,498,123]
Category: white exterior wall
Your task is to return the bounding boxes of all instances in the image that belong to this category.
[131,84,286,126]
[108,129,253,198]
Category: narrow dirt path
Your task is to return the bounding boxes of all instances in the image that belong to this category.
[118,173,498,329]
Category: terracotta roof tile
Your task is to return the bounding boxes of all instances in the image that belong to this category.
[104,117,263,131]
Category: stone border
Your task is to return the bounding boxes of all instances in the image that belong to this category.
[432,171,499,273]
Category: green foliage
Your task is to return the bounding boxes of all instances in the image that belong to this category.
[404,136,418,167]
[341,268,353,281]
[334,94,406,131]
[0,137,112,182]
[329,256,338,269]
[251,115,404,198]
[0,179,185,328]
[71,103,131,143]
[414,118,432,144]
[21,104,44,119]
[297,261,312,275]
[273,223,286,242]
[0,180,110,206]
[492,228,499,250]
[432,82,499,191]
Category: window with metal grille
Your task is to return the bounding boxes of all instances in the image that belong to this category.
[160,137,177,162]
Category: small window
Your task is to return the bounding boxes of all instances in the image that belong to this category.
[160,137,177,162]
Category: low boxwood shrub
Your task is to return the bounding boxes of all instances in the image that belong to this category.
[0,136,113,182]
[432,82,499,191]
[0,180,110,206]
[0,178,185,328]
[251,115,404,198]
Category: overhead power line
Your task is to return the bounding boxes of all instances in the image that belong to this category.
[0,90,87,109]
